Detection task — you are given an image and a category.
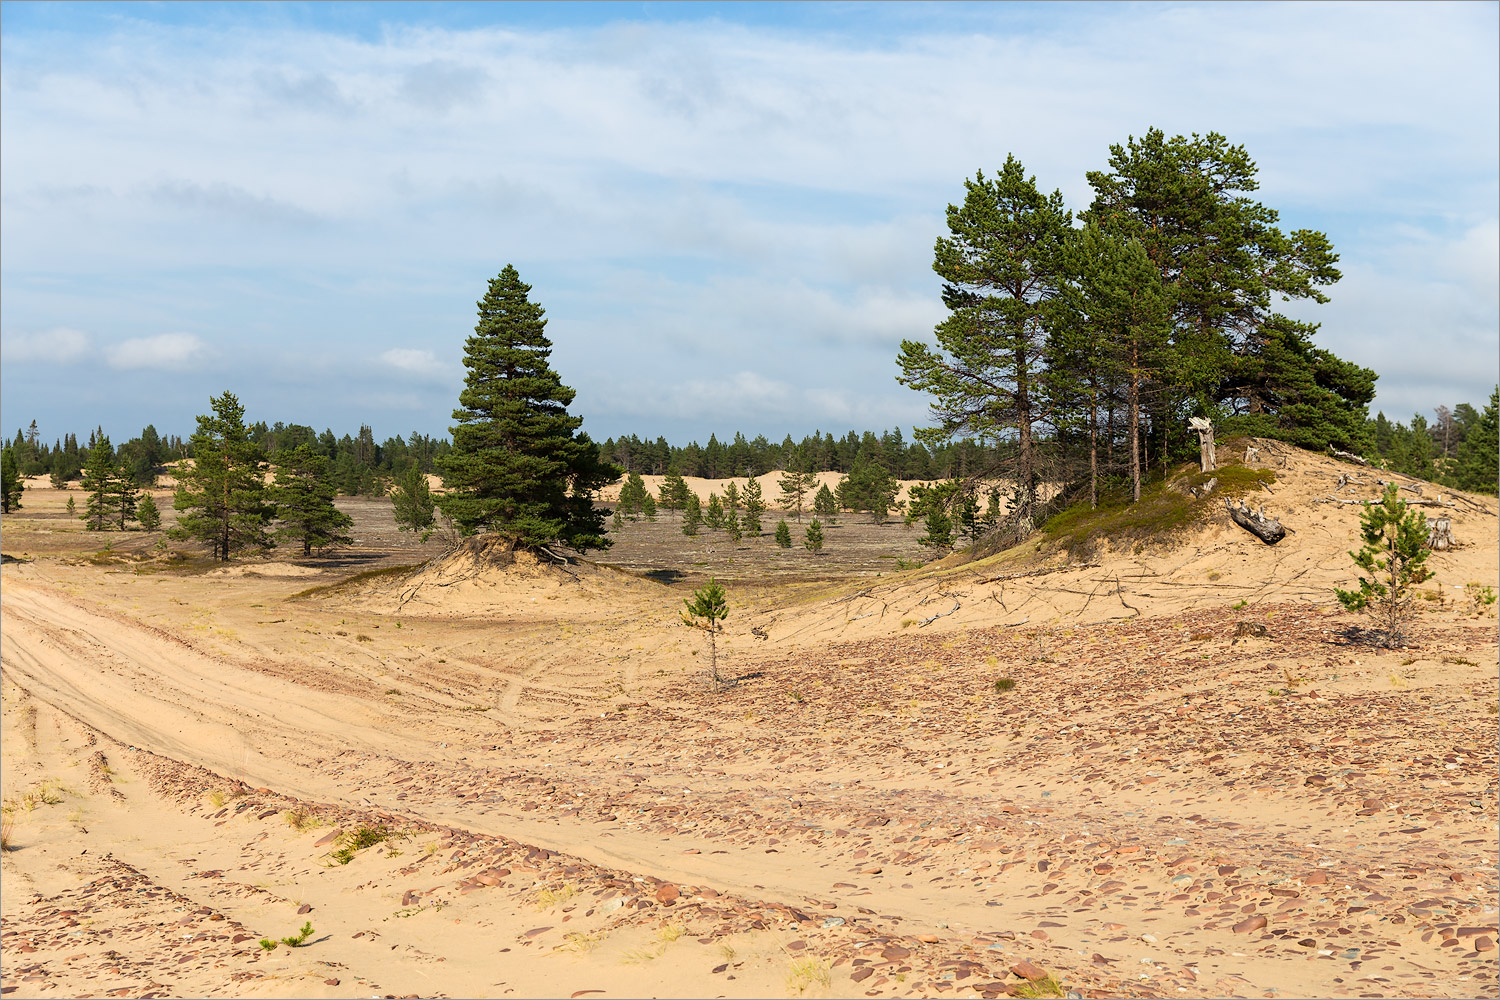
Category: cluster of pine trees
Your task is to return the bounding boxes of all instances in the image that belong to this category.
[1365,391,1498,494]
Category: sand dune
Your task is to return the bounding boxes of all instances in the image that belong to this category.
[3,442,1496,999]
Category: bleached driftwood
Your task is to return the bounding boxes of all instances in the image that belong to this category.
[1226,498,1286,545]
[1328,446,1369,466]
[1190,476,1218,499]
[1426,517,1454,551]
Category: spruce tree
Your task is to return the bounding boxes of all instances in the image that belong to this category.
[775,519,792,548]
[1,446,22,513]
[390,463,436,538]
[81,435,118,531]
[742,478,765,536]
[136,492,162,531]
[682,491,702,536]
[804,518,824,552]
[272,444,353,556]
[437,265,620,553]
[172,392,276,561]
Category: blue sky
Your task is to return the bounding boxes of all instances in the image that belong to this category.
[2,1,1496,446]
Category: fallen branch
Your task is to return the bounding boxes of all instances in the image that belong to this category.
[1328,446,1369,466]
[1226,498,1286,545]
[918,600,960,626]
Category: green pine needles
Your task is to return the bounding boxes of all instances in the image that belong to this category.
[438,266,620,553]
[1335,484,1434,647]
[682,578,730,690]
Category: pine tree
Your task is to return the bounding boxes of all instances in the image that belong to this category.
[642,491,658,521]
[112,461,140,530]
[778,469,814,520]
[920,504,953,550]
[724,507,742,542]
[898,155,1071,529]
[390,463,436,538]
[81,435,118,531]
[724,481,741,514]
[812,483,838,524]
[136,492,162,531]
[272,444,353,556]
[741,478,765,536]
[682,578,730,690]
[775,519,792,548]
[172,392,276,561]
[682,491,702,536]
[1,446,22,513]
[1335,485,1433,647]
[658,471,691,513]
[804,518,824,552]
[705,492,724,529]
[437,265,620,553]
[1451,386,1498,495]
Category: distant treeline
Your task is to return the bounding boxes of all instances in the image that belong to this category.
[5,419,449,497]
[597,388,1499,496]
[6,385,1495,500]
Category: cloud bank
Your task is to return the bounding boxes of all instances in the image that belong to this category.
[1,4,1495,442]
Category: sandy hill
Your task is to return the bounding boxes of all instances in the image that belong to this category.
[744,438,1499,648]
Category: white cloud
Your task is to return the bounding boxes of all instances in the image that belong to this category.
[1,326,92,363]
[105,333,207,370]
[379,348,452,381]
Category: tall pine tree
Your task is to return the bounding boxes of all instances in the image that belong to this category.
[438,266,620,552]
[272,445,353,556]
[173,392,275,561]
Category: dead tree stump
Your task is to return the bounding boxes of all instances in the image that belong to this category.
[1189,417,1216,472]
[1426,517,1454,551]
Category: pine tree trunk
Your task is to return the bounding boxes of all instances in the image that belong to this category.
[1089,390,1099,510]
[1015,344,1034,527]
[1129,353,1142,504]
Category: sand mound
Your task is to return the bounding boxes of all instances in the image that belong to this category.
[749,439,1500,646]
[352,533,660,619]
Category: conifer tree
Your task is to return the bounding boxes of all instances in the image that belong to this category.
[1,446,22,513]
[804,518,824,552]
[272,444,353,556]
[682,578,730,690]
[921,504,953,550]
[173,392,276,561]
[724,481,741,514]
[112,461,140,530]
[136,492,162,531]
[642,491,658,521]
[390,463,436,538]
[774,518,792,548]
[741,478,765,536]
[1451,387,1498,495]
[724,507,742,542]
[778,469,814,520]
[682,491,702,536]
[813,483,838,524]
[437,265,620,553]
[81,435,118,531]
[1335,485,1433,647]
[659,472,691,513]
[705,492,725,529]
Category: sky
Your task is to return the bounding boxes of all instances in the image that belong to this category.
[2,1,1497,448]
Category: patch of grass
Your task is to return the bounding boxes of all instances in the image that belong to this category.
[534,884,578,909]
[356,634,374,642]
[893,557,925,571]
[207,790,226,808]
[994,677,1016,693]
[787,955,831,994]
[656,923,686,943]
[0,809,13,851]
[1444,656,1479,668]
[557,930,606,953]
[329,824,390,865]
[288,563,419,601]
[284,808,321,832]
[1043,464,1275,556]
[1013,973,1065,999]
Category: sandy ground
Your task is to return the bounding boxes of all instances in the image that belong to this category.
[2,442,1497,1000]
